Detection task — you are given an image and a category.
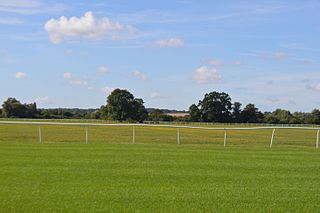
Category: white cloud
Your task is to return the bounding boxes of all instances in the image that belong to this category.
[150,92,166,99]
[97,66,111,73]
[15,72,27,79]
[307,84,320,92]
[154,37,185,48]
[192,66,221,84]
[63,72,88,86]
[34,96,49,104]
[101,86,115,94]
[44,11,135,44]
[0,17,24,25]
[0,0,66,15]
[132,70,148,81]
[272,52,288,60]
[207,59,223,66]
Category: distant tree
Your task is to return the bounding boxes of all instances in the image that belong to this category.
[189,104,201,122]
[131,98,148,122]
[148,109,174,121]
[265,109,292,124]
[2,98,27,118]
[242,104,263,123]
[232,102,242,122]
[198,91,232,122]
[105,89,148,121]
[311,109,320,124]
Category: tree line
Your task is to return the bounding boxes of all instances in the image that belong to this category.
[1,89,320,124]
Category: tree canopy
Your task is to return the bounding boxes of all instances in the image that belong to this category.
[105,89,147,122]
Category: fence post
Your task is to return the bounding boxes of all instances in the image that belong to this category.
[38,127,42,144]
[132,125,135,144]
[177,128,180,145]
[85,127,88,144]
[224,129,227,147]
[316,129,319,149]
[270,128,276,148]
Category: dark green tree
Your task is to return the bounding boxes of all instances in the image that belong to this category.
[2,98,27,118]
[265,109,292,124]
[105,89,147,121]
[242,104,263,123]
[311,109,320,124]
[198,91,232,122]
[189,104,201,122]
[232,102,242,122]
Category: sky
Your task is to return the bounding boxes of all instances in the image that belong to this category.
[0,0,320,112]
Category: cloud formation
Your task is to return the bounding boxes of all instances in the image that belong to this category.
[0,0,66,15]
[271,52,288,60]
[132,70,148,81]
[44,11,135,44]
[63,72,88,87]
[192,66,221,84]
[34,96,50,104]
[0,17,24,25]
[154,37,185,48]
[101,86,115,94]
[207,59,223,66]
[150,92,166,99]
[97,66,111,73]
[15,72,27,79]
[307,84,320,92]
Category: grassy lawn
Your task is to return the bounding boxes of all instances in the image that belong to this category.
[0,143,319,212]
[0,123,320,212]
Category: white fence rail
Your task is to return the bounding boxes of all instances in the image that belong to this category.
[0,121,319,148]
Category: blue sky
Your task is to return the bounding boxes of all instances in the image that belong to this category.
[1,0,320,111]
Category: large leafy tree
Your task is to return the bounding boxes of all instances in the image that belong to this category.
[242,104,264,123]
[232,102,242,122]
[105,89,147,121]
[194,91,232,122]
[189,104,201,122]
[2,98,28,118]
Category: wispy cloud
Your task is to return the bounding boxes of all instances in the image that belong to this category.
[97,66,111,73]
[0,17,24,25]
[207,59,224,66]
[132,70,148,81]
[271,52,289,60]
[0,0,66,15]
[15,72,27,79]
[154,37,185,48]
[34,96,50,104]
[150,92,166,99]
[63,72,92,90]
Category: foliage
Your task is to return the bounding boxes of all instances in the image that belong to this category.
[242,104,264,123]
[105,89,148,122]
[2,97,37,118]
[194,91,232,122]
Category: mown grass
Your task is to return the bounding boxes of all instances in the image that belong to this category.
[0,123,319,212]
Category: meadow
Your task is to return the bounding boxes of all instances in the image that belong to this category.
[0,122,320,212]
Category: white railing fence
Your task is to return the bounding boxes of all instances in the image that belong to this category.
[0,121,319,148]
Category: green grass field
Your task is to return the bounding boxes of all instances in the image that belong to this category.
[0,122,320,212]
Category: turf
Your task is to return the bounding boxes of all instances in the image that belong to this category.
[0,143,319,212]
[0,123,320,212]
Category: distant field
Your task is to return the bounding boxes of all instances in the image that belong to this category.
[0,122,318,147]
[0,122,319,212]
